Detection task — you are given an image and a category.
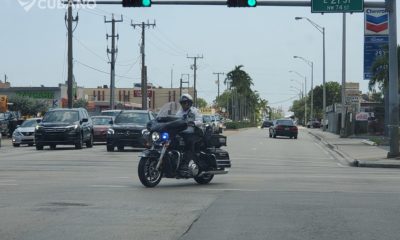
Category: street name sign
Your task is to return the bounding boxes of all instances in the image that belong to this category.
[312,0,364,13]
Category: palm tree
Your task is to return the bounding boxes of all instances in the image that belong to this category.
[225,65,253,94]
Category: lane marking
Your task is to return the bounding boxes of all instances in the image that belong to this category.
[200,188,260,192]
[90,185,129,188]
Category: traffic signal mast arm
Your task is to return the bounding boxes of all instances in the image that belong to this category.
[64,1,385,8]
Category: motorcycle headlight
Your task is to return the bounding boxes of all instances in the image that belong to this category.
[107,128,115,135]
[161,132,169,141]
[151,132,160,142]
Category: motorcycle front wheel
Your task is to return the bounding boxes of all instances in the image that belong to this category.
[138,157,163,188]
[194,174,214,185]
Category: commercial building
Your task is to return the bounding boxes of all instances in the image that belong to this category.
[0,81,194,113]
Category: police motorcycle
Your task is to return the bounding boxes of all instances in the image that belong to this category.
[138,102,231,188]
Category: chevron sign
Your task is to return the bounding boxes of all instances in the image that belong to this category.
[365,8,389,35]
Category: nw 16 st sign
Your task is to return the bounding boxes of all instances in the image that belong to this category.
[312,0,363,13]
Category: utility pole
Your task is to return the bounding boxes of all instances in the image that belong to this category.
[179,73,190,97]
[132,20,156,110]
[65,0,78,108]
[105,14,123,110]
[387,0,399,158]
[340,13,347,137]
[213,72,224,99]
[187,55,203,107]
[170,64,174,88]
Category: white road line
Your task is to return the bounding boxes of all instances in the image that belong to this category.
[0,180,17,182]
[200,188,260,192]
[0,183,18,186]
[90,185,129,188]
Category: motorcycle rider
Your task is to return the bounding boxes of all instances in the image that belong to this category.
[176,94,203,170]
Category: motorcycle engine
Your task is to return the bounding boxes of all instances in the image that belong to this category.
[188,160,199,176]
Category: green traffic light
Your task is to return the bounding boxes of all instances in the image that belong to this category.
[142,0,151,7]
[247,0,256,7]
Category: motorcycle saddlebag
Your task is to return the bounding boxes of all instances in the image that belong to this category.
[207,134,227,148]
[206,148,231,169]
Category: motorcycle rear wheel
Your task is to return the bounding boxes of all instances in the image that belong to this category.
[138,157,162,188]
[194,174,214,185]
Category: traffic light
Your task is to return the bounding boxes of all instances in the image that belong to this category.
[122,0,151,7]
[227,0,257,7]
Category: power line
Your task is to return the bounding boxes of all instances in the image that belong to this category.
[74,36,108,62]
[75,59,140,80]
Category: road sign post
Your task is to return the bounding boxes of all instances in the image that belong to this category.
[312,0,363,13]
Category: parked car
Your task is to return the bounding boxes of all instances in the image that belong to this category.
[213,114,224,133]
[0,111,23,137]
[35,108,94,150]
[203,115,215,133]
[91,116,114,143]
[12,118,41,147]
[261,120,273,128]
[106,110,154,151]
[269,119,298,139]
[307,120,321,128]
[101,109,122,118]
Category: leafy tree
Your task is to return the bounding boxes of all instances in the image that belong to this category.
[73,99,88,108]
[311,82,341,118]
[290,81,340,121]
[196,98,208,109]
[289,98,306,123]
[8,95,49,117]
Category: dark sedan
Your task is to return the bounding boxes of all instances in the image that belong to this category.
[92,116,114,143]
[261,120,273,128]
[269,119,298,139]
[106,110,154,151]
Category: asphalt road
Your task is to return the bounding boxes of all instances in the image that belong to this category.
[1,128,400,240]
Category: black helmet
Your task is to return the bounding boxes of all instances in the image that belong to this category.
[179,93,193,105]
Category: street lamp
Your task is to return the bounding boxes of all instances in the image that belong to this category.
[290,79,303,98]
[289,70,307,125]
[293,56,314,121]
[290,86,302,99]
[295,16,326,131]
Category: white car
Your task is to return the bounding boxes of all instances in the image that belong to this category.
[12,118,41,147]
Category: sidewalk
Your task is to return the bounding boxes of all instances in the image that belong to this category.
[306,128,400,168]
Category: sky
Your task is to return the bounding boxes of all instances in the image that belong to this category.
[0,0,392,113]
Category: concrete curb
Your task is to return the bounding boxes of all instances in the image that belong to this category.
[307,131,355,167]
[307,130,400,169]
[354,159,400,168]
[361,140,377,146]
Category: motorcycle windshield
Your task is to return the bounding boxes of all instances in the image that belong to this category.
[156,102,182,121]
[149,102,187,132]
